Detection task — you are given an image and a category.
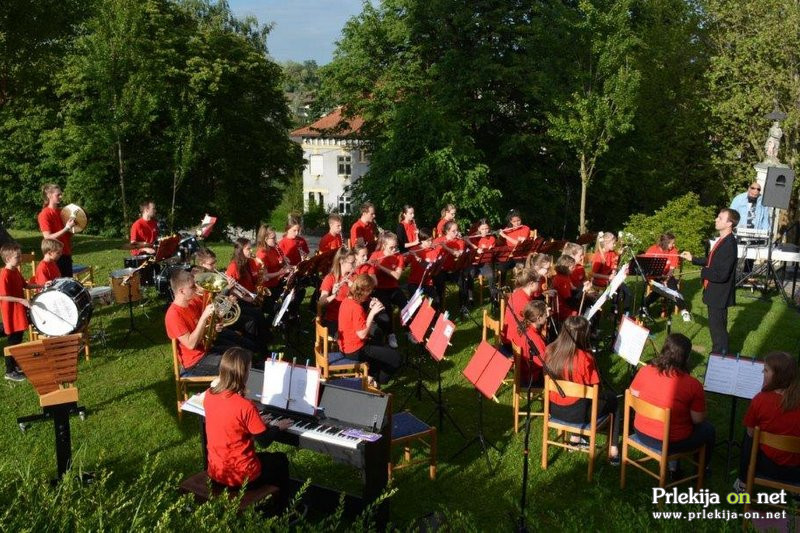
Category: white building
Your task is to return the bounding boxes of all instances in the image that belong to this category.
[290,108,369,215]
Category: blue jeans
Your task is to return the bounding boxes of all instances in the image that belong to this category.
[739,432,800,483]
[635,420,715,465]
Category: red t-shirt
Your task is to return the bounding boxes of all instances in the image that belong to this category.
[504,225,531,243]
[350,219,376,249]
[502,288,532,346]
[518,326,546,384]
[570,264,586,287]
[225,259,258,293]
[407,248,442,286]
[645,245,679,276]
[165,301,205,368]
[434,237,465,271]
[435,218,448,238]
[129,218,158,256]
[630,365,705,442]
[547,349,600,406]
[355,263,376,277]
[320,273,349,323]
[470,235,496,250]
[400,221,418,246]
[0,268,28,335]
[38,207,72,255]
[204,390,267,487]
[35,260,61,286]
[552,273,576,321]
[743,391,800,466]
[278,237,307,266]
[256,247,283,288]
[592,250,619,287]
[370,250,404,290]
[318,233,343,253]
[338,297,367,354]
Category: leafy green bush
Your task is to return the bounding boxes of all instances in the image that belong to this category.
[622,193,716,256]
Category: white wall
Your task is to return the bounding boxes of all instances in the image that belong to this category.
[299,137,369,214]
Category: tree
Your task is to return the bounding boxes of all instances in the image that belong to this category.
[545,0,641,234]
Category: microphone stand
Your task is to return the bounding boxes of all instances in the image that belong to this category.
[505,295,563,533]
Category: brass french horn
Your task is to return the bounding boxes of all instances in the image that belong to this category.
[195,272,241,346]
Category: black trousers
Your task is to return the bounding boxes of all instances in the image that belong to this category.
[549,389,621,445]
[433,271,468,308]
[644,276,685,311]
[636,420,716,466]
[374,287,408,337]
[739,432,800,483]
[57,254,73,278]
[4,331,24,373]
[345,344,402,384]
[707,305,729,354]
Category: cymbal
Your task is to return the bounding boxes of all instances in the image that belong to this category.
[119,241,152,250]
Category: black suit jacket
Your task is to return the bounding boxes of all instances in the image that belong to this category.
[692,233,737,308]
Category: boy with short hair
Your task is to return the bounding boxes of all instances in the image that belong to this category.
[35,238,63,286]
[318,213,344,253]
[0,243,34,381]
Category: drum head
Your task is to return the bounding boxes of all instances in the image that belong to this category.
[112,268,137,278]
[30,291,81,336]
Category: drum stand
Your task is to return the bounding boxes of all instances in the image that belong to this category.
[121,280,153,344]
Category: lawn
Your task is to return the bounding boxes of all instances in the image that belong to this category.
[1,229,798,531]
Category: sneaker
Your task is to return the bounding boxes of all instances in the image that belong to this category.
[388,334,398,349]
[732,478,747,494]
[681,310,692,322]
[609,454,621,466]
[4,371,25,382]
[407,332,419,345]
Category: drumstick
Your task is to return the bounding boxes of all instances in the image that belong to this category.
[578,290,587,315]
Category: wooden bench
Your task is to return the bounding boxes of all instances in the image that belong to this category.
[179,471,280,511]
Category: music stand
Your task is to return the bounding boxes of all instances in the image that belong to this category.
[510,238,537,261]
[538,239,567,256]
[649,280,686,335]
[6,334,88,482]
[424,313,464,436]
[452,341,512,470]
[627,255,667,325]
[400,299,437,407]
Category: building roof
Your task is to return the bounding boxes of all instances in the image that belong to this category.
[290,107,364,139]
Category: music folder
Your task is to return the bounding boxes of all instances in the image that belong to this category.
[426,314,456,361]
[463,341,513,400]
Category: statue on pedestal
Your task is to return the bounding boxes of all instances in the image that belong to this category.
[764,120,783,163]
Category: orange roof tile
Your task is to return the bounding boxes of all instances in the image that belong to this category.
[290,107,364,138]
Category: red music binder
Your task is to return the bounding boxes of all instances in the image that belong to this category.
[425,314,456,361]
[462,341,513,399]
[409,299,437,343]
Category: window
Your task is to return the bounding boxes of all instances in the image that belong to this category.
[317,192,324,208]
[337,155,352,177]
[358,149,369,163]
[338,188,352,215]
[309,154,323,176]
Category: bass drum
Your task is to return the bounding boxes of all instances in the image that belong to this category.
[155,263,192,302]
[28,278,93,336]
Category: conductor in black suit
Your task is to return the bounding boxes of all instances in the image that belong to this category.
[680,208,739,354]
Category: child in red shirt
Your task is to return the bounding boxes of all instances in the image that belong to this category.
[396,205,419,251]
[405,229,441,304]
[630,333,714,472]
[35,238,63,286]
[203,347,292,503]
[552,255,592,322]
[432,221,468,310]
[735,351,800,490]
[318,213,344,253]
[129,200,158,256]
[225,238,259,296]
[337,274,401,385]
[465,219,496,305]
[353,245,377,282]
[498,209,531,284]
[591,231,631,314]
[350,202,378,252]
[544,316,620,462]
[435,203,456,238]
[642,232,687,316]
[278,221,309,266]
[318,248,356,332]
[502,267,541,347]
[1,243,35,381]
[369,232,408,348]
[514,300,548,386]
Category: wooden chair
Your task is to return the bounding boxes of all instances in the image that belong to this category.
[72,264,94,288]
[620,390,706,489]
[172,339,217,421]
[179,471,280,511]
[20,251,38,342]
[512,344,543,433]
[542,376,613,482]
[743,427,800,513]
[314,318,368,381]
[482,309,501,345]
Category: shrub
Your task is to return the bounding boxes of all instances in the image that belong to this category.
[622,193,716,257]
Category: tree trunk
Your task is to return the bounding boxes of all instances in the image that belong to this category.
[579,154,589,235]
[171,167,180,234]
[117,137,129,229]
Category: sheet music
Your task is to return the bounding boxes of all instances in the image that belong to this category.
[401,288,424,325]
[613,317,649,366]
[288,365,320,416]
[650,280,684,302]
[181,392,206,416]
[272,288,294,327]
[584,264,629,320]
[261,360,292,408]
[704,354,764,399]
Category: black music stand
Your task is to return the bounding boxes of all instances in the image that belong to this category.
[424,313,464,436]
[627,255,667,325]
[121,273,153,344]
[649,280,686,335]
[452,341,512,471]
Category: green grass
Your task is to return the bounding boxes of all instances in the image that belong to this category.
[1,229,798,531]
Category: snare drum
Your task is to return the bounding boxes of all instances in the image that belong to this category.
[28,278,93,336]
[111,268,142,303]
[89,286,114,306]
[123,255,154,285]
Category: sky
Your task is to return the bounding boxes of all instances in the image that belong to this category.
[226,0,366,65]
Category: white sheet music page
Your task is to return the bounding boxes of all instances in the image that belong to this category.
[401,288,424,325]
[703,355,738,396]
[287,365,320,416]
[732,359,764,400]
[261,360,292,409]
[613,317,649,366]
